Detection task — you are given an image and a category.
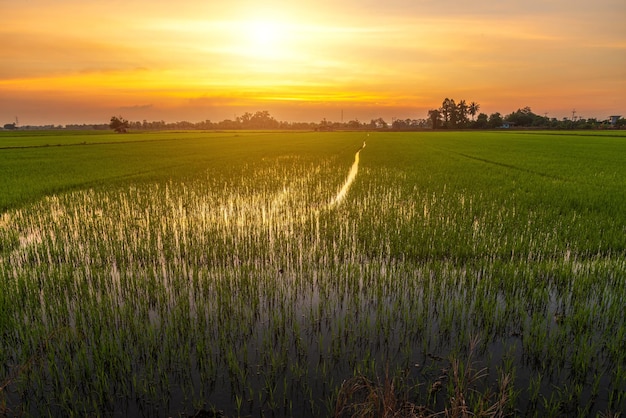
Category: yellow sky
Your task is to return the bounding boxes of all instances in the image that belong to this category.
[1,0,625,125]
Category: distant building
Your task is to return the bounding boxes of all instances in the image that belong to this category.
[609,115,621,127]
[501,121,516,129]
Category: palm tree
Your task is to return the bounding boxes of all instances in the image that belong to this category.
[469,102,480,121]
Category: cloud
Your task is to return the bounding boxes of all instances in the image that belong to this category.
[118,104,154,111]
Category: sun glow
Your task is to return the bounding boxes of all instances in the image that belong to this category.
[235,18,293,60]
[248,21,281,47]
[3,0,623,125]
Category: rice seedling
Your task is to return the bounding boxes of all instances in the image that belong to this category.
[0,130,625,416]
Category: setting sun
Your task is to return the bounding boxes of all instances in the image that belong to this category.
[247,20,283,49]
[231,18,296,62]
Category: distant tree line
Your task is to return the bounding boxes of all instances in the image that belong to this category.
[104,106,624,133]
[106,111,424,132]
[110,110,320,132]
[427,98,625,130]
[3,105,623,132]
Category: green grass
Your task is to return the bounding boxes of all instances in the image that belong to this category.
[0,130,361,211]
[1,130,625,417]
[360,131,626,256]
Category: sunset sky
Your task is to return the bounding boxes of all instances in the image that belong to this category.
[1,0,625,125]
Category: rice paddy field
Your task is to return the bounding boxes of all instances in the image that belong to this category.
[1,130,625,417]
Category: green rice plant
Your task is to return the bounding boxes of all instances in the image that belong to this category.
[1,130,625,416]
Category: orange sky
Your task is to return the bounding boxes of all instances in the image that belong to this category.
[1,0,625,125]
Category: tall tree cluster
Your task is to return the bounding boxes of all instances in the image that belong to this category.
[425,99,621,129]
[235,110,280,129]
[428,98,481,129]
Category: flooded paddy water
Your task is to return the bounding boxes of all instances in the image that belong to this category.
[1,132,625,417]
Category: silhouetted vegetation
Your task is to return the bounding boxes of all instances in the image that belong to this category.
[109,116,129,133]
[427,98,624,130]
[108,107,619,132]
[3,106,623,133]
